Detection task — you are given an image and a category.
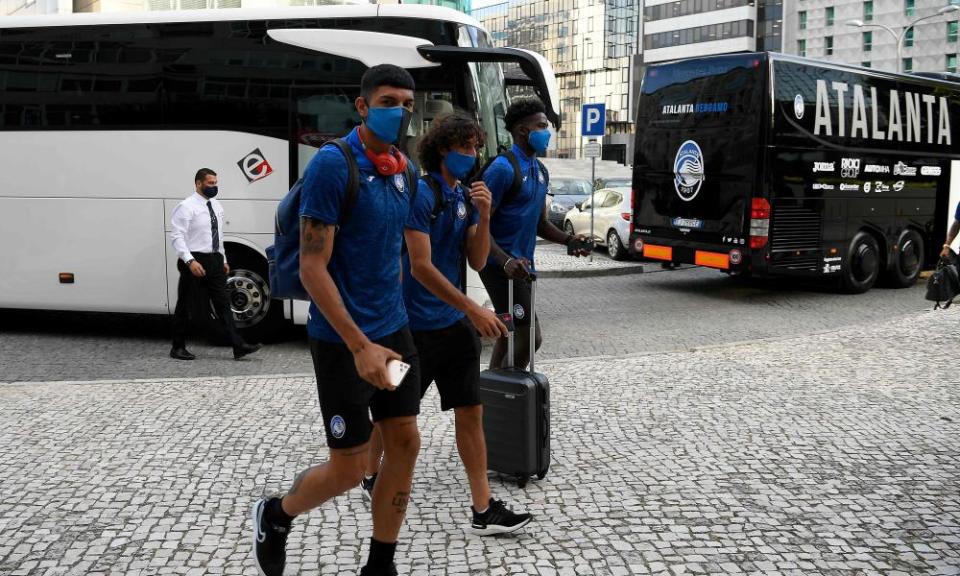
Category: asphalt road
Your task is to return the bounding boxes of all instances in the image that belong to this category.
[0,266,930,383]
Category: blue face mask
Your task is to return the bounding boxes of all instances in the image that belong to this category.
[203,186,218,198]
[443,150,477,181]
[365,105,412,145]
[528,129,551,155]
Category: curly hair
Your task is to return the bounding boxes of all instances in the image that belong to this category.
[417,110,486,174]
[504,97,546,131]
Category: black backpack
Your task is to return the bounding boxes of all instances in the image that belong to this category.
[267,138,417,301]
[471,150,549,209]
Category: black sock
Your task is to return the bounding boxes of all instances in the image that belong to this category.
[366,538,397,570]
[265,497,294,527]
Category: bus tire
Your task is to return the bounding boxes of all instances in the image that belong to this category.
[841,231,881,294]
[884,229,925,288]
[201,248,285,344]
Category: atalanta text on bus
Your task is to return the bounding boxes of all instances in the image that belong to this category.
[813,79,952,145]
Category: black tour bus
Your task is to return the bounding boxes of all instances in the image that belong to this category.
[629,52,959,293]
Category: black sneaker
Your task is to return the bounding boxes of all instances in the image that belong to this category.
[360,473,377,505]
[251,498,290,576]
[469,498,532,536]
[359,562,398,576]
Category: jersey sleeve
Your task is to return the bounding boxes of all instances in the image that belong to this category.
[405,179,434,234]
[299,146,349,225]
[482,157,514,212]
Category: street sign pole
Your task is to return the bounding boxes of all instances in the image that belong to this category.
[581,103,606,264]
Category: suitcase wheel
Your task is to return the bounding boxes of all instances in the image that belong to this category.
[516,475,528,488]
[536,470,547,480]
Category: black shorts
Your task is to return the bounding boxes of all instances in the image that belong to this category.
[479,264,536,327]
[413,319,481,411]
[310,327,421,450]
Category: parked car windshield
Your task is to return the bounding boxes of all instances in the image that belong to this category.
[551,179,593,195]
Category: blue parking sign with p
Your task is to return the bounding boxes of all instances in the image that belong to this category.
[581,103,606,137]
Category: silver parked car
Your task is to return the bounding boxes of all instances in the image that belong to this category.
[546,177,593,226]
[563,187,633,260]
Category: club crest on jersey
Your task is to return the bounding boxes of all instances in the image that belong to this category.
[330,415,346,439]
[393,174,405,193]
[457,201,467,220]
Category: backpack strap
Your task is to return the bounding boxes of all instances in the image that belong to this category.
[502,150,523,206]
[421,173,446,221]
[404,158,419,209]
[327,138,359,227]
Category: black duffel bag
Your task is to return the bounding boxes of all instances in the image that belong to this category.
[926,253,960,309]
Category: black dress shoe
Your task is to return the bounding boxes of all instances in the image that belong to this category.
[170,346,196,361]
[233,342,262,360]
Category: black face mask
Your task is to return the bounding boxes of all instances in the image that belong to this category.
[203,186,219,198]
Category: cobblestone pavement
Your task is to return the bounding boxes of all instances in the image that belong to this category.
[0,267,931,383]
[2,310,958,576]
[534,243,644,277]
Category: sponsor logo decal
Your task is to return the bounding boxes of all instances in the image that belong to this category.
[893,181,905,192]
[864,164,890,174]
[863,182,872,193]
[813,162,835,173]
[840,158,861,179]
[840,183,860,191]
[893,161,917,176]
[671,217,704,229]
[794,94,805,120]
[673,140,705,202]
[921,166,942,176]
[330,415,346,439]
[822,262,841,274]
[812,183,835,190]
[237,148,273,183]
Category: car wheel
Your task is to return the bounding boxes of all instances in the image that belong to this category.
[607,230,626,261]
[564,221,575,236]
[840,231,881,294]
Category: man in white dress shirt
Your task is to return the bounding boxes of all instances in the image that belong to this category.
[169,168,261,361]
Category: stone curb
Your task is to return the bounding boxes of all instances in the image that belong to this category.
[537,263,647,279]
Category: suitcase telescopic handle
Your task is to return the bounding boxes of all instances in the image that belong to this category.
[507,274,537,373]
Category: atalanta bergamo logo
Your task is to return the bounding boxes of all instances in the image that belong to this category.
[673,140,705,202]
[237,148,273,183]
[330,415,346,439]
[457,200,467,220]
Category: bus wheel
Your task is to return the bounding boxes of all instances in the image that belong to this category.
[885,229,925,288]
[841,232,881,294]
[226,252,285,342]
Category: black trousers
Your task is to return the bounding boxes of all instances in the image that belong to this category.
[172,252,243,348]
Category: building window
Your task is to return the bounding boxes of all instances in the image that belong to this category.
[643,19,755,50]
[826,6,835,26]
[864,0,873,21]
[905,0,914,17]
[825,35,834,55]
[949,21,958,43]
[862,60,871,67]
[588,17,594,32]
[798,38,807,56]
[948,53,958,73]
[905,27,914,47]
[903,57,913,72]
[799,10,807,29]
[863,31,872,51]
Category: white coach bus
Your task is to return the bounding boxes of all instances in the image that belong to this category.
[0,4,560,340]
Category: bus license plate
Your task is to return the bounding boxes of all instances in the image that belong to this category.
[671,217,703,229]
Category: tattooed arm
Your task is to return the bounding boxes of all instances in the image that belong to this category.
[299,217,400,389]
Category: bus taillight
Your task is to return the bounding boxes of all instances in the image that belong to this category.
[750,198,771,249]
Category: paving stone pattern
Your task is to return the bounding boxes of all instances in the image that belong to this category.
[1,310,958,575]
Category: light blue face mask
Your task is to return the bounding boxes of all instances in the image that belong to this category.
[528,129,551,155]
[365,105,412,145]
[443,150,477,181]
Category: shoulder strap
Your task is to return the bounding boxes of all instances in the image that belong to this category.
[421,173,445,221]
[404,158,418,208]
[327,138,359,226]
[502,150,524,206]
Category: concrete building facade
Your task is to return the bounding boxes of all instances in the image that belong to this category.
[783,0,960,73]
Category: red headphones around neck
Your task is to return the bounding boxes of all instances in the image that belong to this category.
[359,129,407,176]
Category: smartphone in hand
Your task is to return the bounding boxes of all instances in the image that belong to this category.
[386,359,411,389]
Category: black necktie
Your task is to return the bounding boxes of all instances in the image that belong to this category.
[207,201,219,252]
